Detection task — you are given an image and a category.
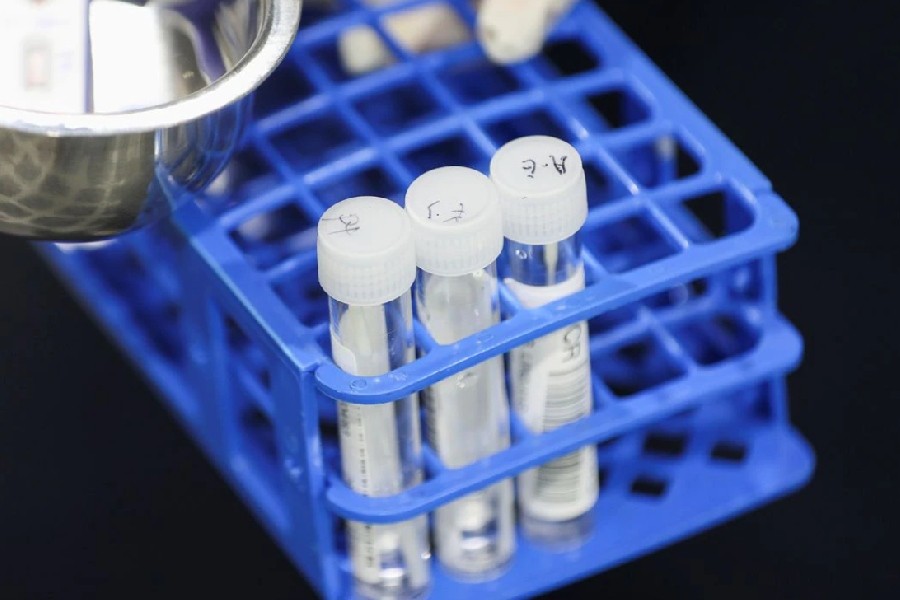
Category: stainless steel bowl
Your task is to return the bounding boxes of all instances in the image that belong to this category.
[0,0,301,240]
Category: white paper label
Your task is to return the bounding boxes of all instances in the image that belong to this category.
[507,267,599,522]
[338,399,428,589]
[0,0,90,113]
[331,315,402,498]
[330,310,428,590]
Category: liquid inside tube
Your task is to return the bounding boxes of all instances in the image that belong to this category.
[417,266,515,577]
[329,295,431,599]
[505,235,599,547]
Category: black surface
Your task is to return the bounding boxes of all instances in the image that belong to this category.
[2,1,899,597]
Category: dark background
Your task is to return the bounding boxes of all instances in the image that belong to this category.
[2,0,898,597]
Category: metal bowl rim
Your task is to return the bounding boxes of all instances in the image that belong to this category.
[0,0,302,137]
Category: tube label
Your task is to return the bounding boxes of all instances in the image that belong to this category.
[506,268,599,522]
[333,334,429,592]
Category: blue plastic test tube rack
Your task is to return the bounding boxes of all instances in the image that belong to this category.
[40,1,814,598]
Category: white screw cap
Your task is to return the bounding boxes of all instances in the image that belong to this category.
[490,135,588,245]
[405,167,504,277]
[317,196,416,306]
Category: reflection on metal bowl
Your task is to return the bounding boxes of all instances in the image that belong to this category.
[0,0,301,240]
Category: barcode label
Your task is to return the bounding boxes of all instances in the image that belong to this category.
[338,400,372,495]
[331,313,429,592]
[339,400,416,587]
[531,359,593,506]
[338,403,382,586]
[514,327,598,520]
[508,268,600,522]
[543,362,591,430]
[534,450,584,503]
[332,325,397,498]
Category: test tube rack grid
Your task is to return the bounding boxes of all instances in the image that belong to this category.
[40,1,814,598]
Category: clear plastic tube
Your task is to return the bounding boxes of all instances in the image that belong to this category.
[329,293,430,599]
[416,263,515,578]
[504,234,599,547]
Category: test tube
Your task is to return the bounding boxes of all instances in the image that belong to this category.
[317,197,430,600]
[490,136,599,546]
[405,167,515,578]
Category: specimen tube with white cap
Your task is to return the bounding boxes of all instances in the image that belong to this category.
[490,136,599,546]
[405,167,515,578]
[317,196,430,599]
